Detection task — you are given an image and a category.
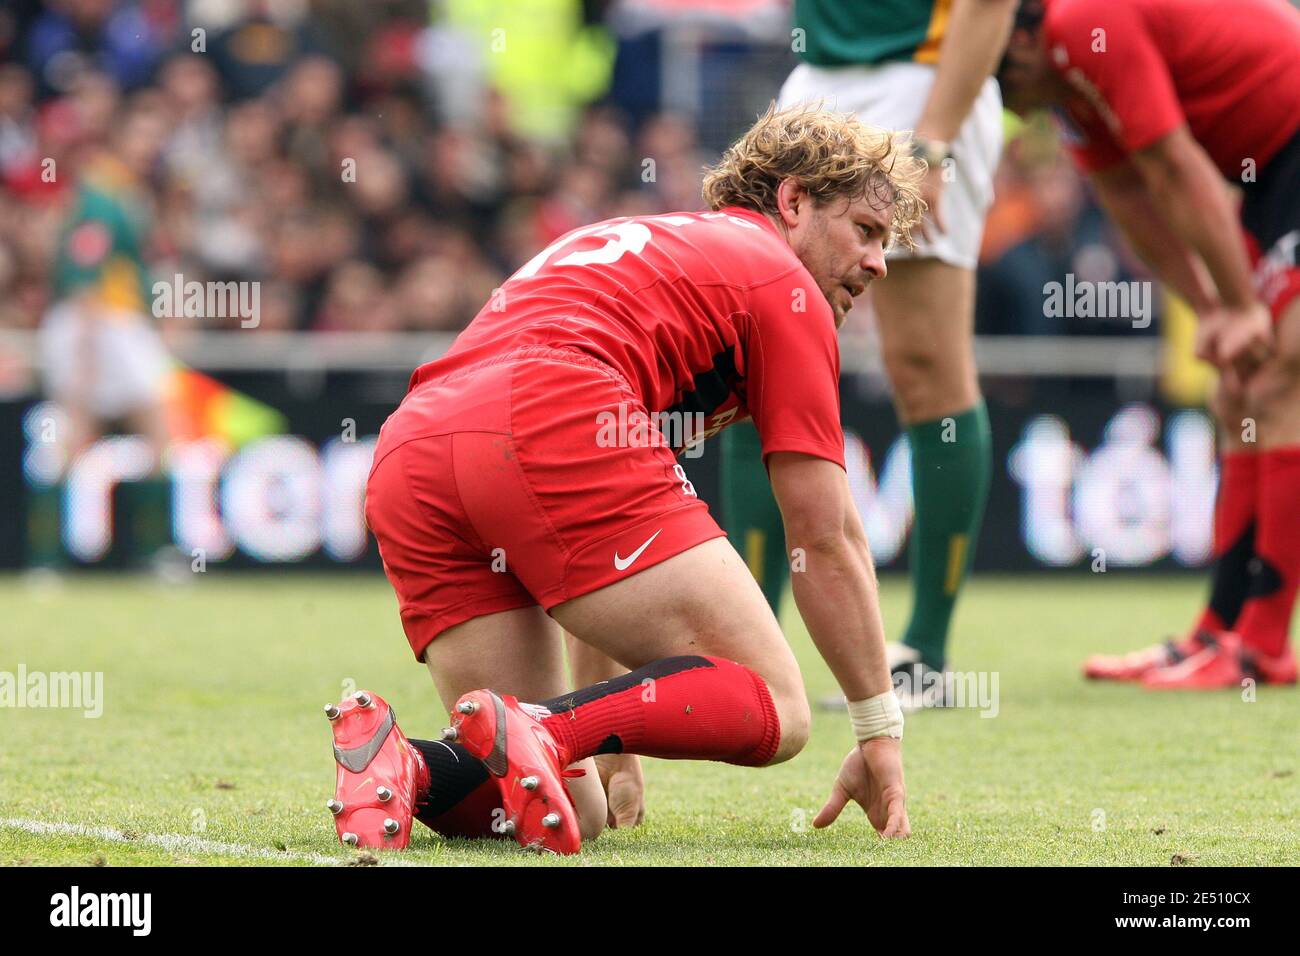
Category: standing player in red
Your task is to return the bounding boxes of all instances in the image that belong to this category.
[324,106,926,853]
[999,0,1300,689]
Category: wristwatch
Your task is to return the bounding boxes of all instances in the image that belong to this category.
[911,136,952,168]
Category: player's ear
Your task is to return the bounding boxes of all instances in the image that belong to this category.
[774,178,807,229]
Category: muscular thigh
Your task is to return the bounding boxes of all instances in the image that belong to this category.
[422,606,567,708]
[872,258,979,424]
[548,536,809,757]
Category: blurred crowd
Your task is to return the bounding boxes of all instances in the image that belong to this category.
[0,0,1156,337]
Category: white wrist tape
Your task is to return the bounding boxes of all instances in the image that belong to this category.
[847,691,904,741]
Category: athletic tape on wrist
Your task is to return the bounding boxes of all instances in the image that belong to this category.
[847,690,904,741]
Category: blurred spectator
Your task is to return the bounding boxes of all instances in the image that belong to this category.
[207,0,329,101]
[0,0,1163,341]
[24,0,176,97]
[0,64,38,177]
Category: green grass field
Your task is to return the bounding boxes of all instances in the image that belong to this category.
[1,573,1296,866]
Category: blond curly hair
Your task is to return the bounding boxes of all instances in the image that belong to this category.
[702,103,926,247]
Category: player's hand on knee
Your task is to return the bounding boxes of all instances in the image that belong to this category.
[1193,309,1224,364]
[814,739,910,839]
[596,753,645,829]
[1211,302,1274,384]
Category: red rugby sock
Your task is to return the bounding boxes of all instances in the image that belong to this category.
[1194,451,1260,633]
[418,776,505,839]
[408,736,505,838]
[536,656,780,767]
[1233,447,1300,658]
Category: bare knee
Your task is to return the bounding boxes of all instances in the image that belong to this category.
[579,813,606,842]
[884,345,937,416]
[1210,378,1249,439]
[882,341,978,424]
[765,677,811,765]
[1246,360,1300,439]
[1241,303,1300,444]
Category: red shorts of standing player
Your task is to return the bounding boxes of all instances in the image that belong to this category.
[325,106,927,853]
[999,0,1300,688]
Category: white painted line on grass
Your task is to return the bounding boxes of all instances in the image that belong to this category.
[0,817,412,866]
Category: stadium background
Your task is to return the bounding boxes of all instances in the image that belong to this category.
[2,0,1289,575]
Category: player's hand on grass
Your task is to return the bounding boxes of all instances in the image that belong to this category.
[595,752,645,829]
[814,738,910,839]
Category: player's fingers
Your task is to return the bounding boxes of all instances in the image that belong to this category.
[1193,325,1217,362]
[879,799,910,839]
[813,784,850,829]
[611,800,642,829]
[606,773,644,829]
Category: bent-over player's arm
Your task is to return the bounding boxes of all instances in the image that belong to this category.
[1048,0,1272,372]
[1089,159,1221,314]
[1047,2,1256,312]
[1125,128,1258,312]
[744,267,908,836]
[768,452,892,701]
[743,267,896,711]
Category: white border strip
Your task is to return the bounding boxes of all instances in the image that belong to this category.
[0,817,408,866]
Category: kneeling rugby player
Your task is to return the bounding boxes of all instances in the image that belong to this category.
[327,106,924,853]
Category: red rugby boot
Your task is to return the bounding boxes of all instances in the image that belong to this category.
[1247,643,1298,686]
[326,690,430,849]
[444,690,581,854]
[1083,630,1210,681]
[1142,632,1247,689]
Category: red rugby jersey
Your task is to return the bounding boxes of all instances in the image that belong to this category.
[1043,0,1300,175]
[408,206,846,468]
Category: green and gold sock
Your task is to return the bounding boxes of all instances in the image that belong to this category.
[27,481,63,568]
[122,476,173,566]
[901,402,992,668]
[719,422,789,615]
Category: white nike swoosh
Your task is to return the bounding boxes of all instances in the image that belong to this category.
[613,529,662,571]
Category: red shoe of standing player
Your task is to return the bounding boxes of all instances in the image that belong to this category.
[1247,642,1298,686]
[444,690,581,854]
[326,690,430,849]
[1141,631,1298,689]
[1083,630,1211,681]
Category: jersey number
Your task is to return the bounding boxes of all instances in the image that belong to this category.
[514,217,686,279]
[511,213,755,280]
